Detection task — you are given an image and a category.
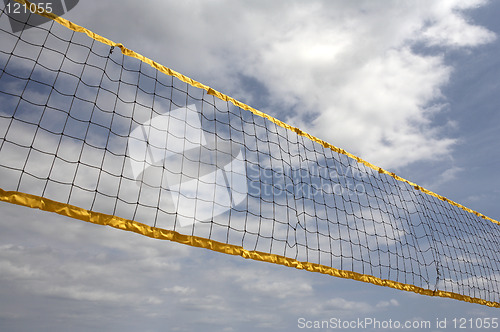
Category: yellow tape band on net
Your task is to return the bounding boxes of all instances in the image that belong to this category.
[1,188,498,308]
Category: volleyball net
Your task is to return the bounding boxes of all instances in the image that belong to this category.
[1,0,499,307]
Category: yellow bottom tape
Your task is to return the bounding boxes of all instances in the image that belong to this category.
[0,188,498,308]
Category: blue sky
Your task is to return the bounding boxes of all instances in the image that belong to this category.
[1,1,500,331]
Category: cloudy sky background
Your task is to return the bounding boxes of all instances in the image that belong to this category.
[1,0,499,331]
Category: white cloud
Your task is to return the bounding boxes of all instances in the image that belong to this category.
[376,298,400,308]
[228,268,313,299]
[38,284,163,304]
[0,255,45,280]
[427,165,464,189]
[421,0,496,47]
[322,297,373,312]
[230,1,495,169]
[162,285,195,295]
[65,0,495,170]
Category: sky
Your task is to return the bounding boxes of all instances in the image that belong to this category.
[1,0,500,331]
